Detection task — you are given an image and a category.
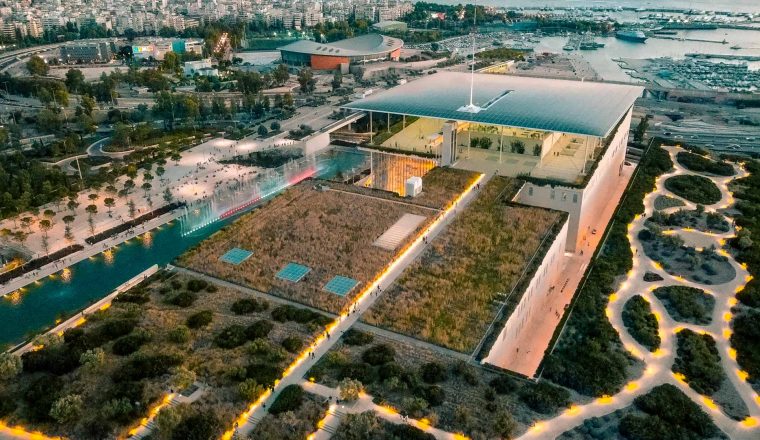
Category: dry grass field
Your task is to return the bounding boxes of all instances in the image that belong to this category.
[363,177,563,353]
[330,167,480,210]
[178,183,438,314]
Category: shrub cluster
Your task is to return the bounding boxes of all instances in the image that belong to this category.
[271,305,331,326]
[215,320,275,349]
[652,286,714,325]
[231,298,269,315]
[676,151,735,176]
[673,329,724,395]
[619,384,720,440]
[621,296,661,351]
[664,175,722,205]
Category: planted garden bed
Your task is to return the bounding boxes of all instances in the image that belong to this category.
[363,177,564,353]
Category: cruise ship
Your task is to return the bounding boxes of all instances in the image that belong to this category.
[615,31,648,43]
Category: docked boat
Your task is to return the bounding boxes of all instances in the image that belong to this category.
[615,30,648,43]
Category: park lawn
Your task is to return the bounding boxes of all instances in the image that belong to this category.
[178,182,435,314]
[362,176,563,353]
[0,272,324,440]
[328,167,481,210]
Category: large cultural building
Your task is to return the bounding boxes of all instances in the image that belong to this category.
[341,72,644,253]
[279,34,403,71]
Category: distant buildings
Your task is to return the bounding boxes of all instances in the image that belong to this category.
[279,34,403,71]
[0,0,415,41]
[131,38,203,61]
[183,59,218,77]
[60,42,112,64]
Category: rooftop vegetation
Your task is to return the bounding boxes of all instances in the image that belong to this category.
[363,177,564,353]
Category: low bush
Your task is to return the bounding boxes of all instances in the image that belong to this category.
[245,320,274,339]
[518,381,570,414]
[489,375,516,394]
[84,318,139,348]
[245,363,281,387]
[185,279,209,293]
[168,325,191,343]
[186,310,213,329]
[271,305,331,325]
[21,345,80,376]
[621,296,661,351]
[214,325,248,349]
[111,331,151,356]
[421,385,445,406]
[165,291,198,308]
[342,329,374,346]
[171,411,223,440]
[281,336,303,353]
[269,384,304,415]
[673,329,724,395]
[114,289,150,304]
[113,352,183,382]
[664,175,722,205]
[361,344,395,366]
[231,298,269,315]
[419,362,447,384]
[677,151,734,176]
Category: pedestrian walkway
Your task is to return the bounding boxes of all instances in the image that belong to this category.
[223,173,488,439]
[515,146,760,440]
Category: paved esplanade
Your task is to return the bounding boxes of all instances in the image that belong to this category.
[516,146,760,440]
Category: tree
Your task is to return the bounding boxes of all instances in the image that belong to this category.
[634,116,650,143]
[161,52,180,73]
[163,188,174,204]
[272,63,290,86]
[49,394,83,424]
[339,378,363,401]
[510,140,525,154]
[80,94,96,116]
[64,68,86,93]
[0,353,22,380]
[85,204,98,235]
[141,182,152,197]
[297,68,316,94]
[270,121,281,131]
[104,197,116,214]
[332,70,343,91]
[127,199,136,219]
[67,198,79,213]
[123,179,136,194]
[26,55,49,76]
[257,125,268,137]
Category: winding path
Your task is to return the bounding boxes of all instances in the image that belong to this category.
[516,146,760,439]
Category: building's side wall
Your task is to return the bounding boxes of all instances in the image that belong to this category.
[311,54,350,70]
[482,217,569,363]
[515,107,632,252]
[573,108,632,251]
[540,132,562,160]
